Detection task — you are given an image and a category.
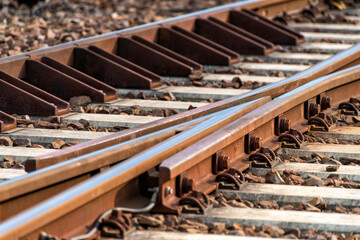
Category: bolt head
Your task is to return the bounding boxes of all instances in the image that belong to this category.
[187,178,195,192]
[310,103,320,116]
[219,155,230,171]
[182,177,195,193]
[165,186,173,197]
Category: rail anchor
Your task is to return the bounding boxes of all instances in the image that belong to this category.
[249,147,276,168]
[339,97,360,115]
[279,128,307,148]
[216,167,245,190]
[179,191,212,214]
[98,209,133,238]
[308,112,336,131]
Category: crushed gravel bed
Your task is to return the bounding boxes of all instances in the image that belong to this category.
[0,0,237,58]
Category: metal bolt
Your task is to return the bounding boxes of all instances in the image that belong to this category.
[218,155,230,171]
[320,96,331,110]
[182,177,195,194]
[251,136,261,151]
[165,186,173,197]
[280,118,291,132]
[309,103,320,117]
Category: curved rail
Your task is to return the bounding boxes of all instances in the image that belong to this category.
[0,97,268,224]
[1,64,360,239]
[26,42,360,171]
[157,64,360,213]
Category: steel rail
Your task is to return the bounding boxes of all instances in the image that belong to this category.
[17,0,308,171]
[27,41,360,172]
[0,0,338,171]
[0,97,268,226]
[157,64,360,213]
[1,64,359,239]
[0,97,268,239]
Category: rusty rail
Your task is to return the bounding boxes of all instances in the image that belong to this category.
[0,0,358,238]
[156,66,360,214]
[0,97,267,223]
[0,98,268,239]
[0,0,352,168]
[1,63,359,239]
[26,42,360,172]
[0,0,308,128]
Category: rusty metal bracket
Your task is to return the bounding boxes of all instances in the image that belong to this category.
[179,190,211,214]
[249,147,276,167]
[98,210,133,238]
[0,71,69,116]
[275,114,291,136]
[73,47,156,90]
[212,150,230,175]
[157,27,232,66]
[192,18,271,56]
[40,56,118,101]
[304,98,321,119]
[279,128,306,149]
[26,59,107,102]
[308,112,335,131]
[88,45,162,89]
[0,111,16,133]
[209,16,274,53]
[317,92,332,111]
[171,25,240,63]
[229,9,305,45]
[339,97,360,115]
[245,131,261,154]
[0,79,61,117]
[117,37,194,76]
[132,35,202,72]
[215,167,245,190]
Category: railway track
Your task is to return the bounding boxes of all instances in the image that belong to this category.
[1,0,360,239]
